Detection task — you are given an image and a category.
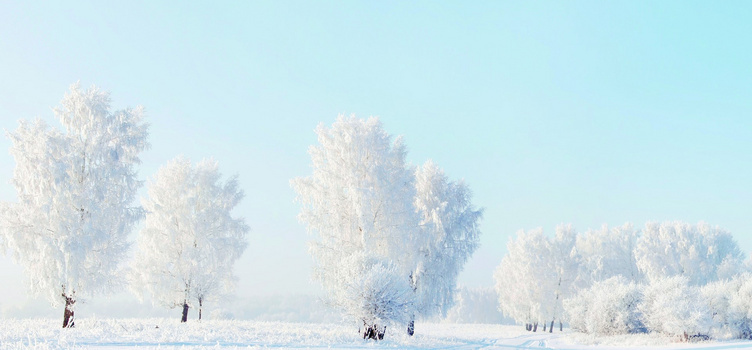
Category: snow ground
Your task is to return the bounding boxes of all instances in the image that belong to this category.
[2,319,752,350]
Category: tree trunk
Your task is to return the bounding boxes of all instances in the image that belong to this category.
[543,323,547,332]
[181,302,189,323]
[363,324,385,340]
[407,319,414,336]
[525,323,530,331]
[560,321,563,331]
[198,298,203,321]
[533,322,538,332]
[550,320,554,333]
[62,296,75,328]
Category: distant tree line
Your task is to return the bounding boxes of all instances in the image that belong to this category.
[494,222,749,341]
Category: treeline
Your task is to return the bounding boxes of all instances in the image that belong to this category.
[494,222,748,341]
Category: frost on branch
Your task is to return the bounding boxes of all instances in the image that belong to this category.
[131,156,248,322]
[0,83,148,327]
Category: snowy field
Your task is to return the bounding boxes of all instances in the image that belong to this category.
[4,319,752,350]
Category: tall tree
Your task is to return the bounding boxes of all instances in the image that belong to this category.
[292,116,418,339]
[494,228,551,331]
[131,157,248,322]
[0,83,149,327]
[411,161,483,331]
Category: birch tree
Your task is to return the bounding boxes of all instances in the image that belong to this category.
[0,83,149,327]
[131,157,248,322]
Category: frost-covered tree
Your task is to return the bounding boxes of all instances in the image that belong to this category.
[635,221,745,285]
[639,276,713,340]
[411,161,482,330]
[131,157,248,322]
[0,83,149,328]
[701,276,745,338]
[494,225,579,333]
[292,116,419,339]
[292,116,481,339]
[494,228,551,331]
[564,276,643,336]
[727,274,752,339]
[576,223,642,284]
[542,224,581,332]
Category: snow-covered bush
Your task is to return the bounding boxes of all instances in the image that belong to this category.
[639,276,713,340]
[727,274,752,339]
[329,253,416,339]
[700,277,741,338]
[564,277,643,336]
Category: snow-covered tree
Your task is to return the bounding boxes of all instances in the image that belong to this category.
[634,221,745,285]
[411,161,483,328]
[639,276,713,340]
[701,276,745,338]
[292,116,419,339]
[564,276,643,336]
[576,223,642,284]
[0,83,149,327]
[727,274,752,339]
[542,224,581,332]
[494,225,579,333]
[131,156,248,322]
[292,116,482,339]
[494,228,551,331]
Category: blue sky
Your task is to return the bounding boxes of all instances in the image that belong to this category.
[0,1,750,314]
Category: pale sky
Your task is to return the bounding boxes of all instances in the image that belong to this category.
[0,1,750,318]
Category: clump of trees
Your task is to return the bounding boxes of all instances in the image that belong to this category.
[292,116,482,340]
[0,83,249,327]
[494,221,749,341]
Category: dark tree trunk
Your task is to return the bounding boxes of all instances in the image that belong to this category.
[198,298,203,321]
[525,323,530,331]
[533,322,538,332]
[560,321,563,331]
[363,324,385,340]
[181,302,189,323]
[550,320,554,333]
[62,296,75,328]
[543,323,547,332]
[407,319,414,336]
